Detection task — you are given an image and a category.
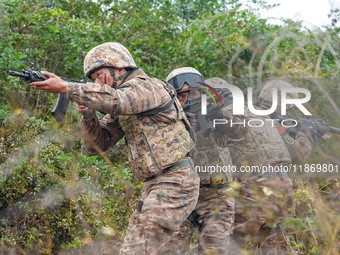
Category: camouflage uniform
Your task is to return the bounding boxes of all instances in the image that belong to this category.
[214,103,294,255]
[160,73,247,255]
[160,130,237,255]
[218,79,311,254]
[259,80,312,164]
[285,131,312,164]
[67,43,200,254]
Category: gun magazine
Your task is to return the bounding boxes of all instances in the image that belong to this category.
[51,93,69,122]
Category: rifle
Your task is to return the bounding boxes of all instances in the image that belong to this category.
[271,112,340,154]
[183,88,232,137]
[7,63,86,122]
[187,210,202,230]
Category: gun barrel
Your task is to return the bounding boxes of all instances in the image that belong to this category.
[318,124,340,135]
[60,77,85,83]
[329,126,340,135]
[6,70,29,79]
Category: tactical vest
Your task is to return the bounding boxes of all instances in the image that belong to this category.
[229,108,291,169]
[119,98,194,181]
[193,130,233,185]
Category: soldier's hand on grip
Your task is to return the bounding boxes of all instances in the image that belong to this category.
[29,71,68,94]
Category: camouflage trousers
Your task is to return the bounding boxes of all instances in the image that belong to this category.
[119,167,199,255]
[229,175,295,255]
[159,184,235,255]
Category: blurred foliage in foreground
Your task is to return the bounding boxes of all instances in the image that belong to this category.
[1,0,340,254]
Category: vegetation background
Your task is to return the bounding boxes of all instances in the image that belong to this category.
[0,0,340,254]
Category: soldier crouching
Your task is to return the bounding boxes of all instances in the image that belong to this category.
[29,42,200,254]
[160,69,244,255]
[212,78,296,255]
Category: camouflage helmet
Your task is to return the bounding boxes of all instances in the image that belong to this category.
[166,67,204,91]
[84,42,137,79]
[204,77,229,88]
[204,77,233,104]
[166,67,202,82]
[259,80,298,110]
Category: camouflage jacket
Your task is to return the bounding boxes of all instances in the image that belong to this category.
[277,129,312,164]
[264,109,312,164]
[67,68,194,180]
[193,108,248,184]
[193,129,232,185]
[215,105,292,174]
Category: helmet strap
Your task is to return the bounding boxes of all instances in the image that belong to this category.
[108,67,131,89]
[177,89,190,95]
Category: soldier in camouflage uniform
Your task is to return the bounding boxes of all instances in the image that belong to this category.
[216,78,312,255]
[259,80,312,164]
[29,42,200,254]
[160,68,247,255]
